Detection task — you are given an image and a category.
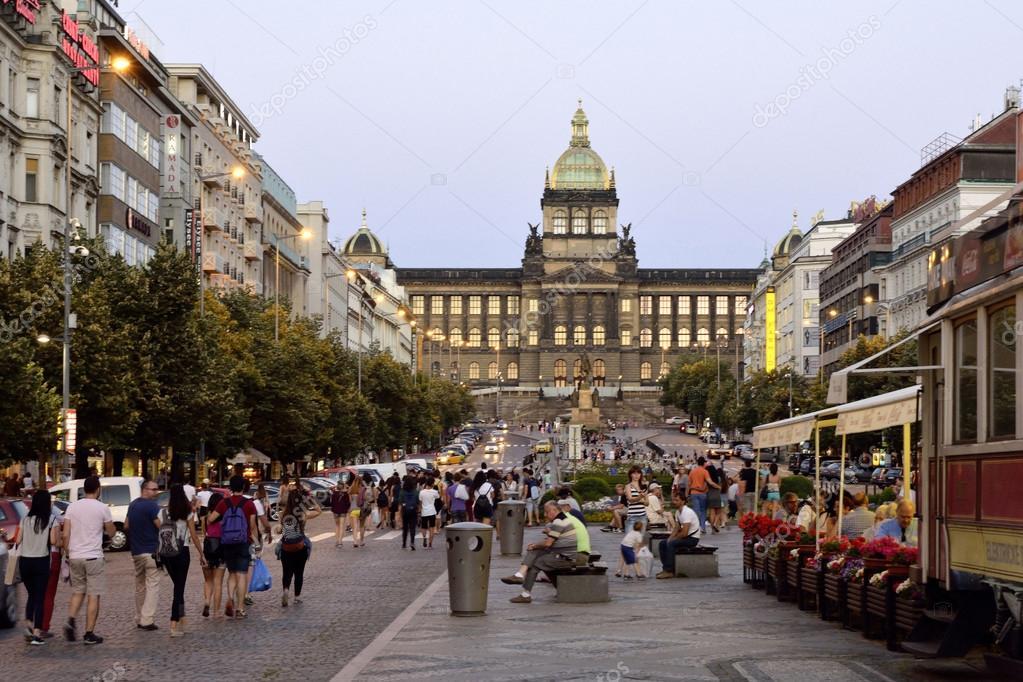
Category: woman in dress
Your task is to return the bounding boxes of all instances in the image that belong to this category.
[330,481,350,547]
[164,484,205,636]
[201,491,225,618]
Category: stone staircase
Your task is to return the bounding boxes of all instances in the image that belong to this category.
[475,391,667,426]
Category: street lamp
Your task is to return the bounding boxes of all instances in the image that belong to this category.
[786,370,794,419]
[195,165,246,317]
[273,228,312,341]
[660,341,670,378]
[322,271,347,335]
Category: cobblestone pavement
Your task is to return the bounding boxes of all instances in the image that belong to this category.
[353,525,998,682]
[0,515,447,681]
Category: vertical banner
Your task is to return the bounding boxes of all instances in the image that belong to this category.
[184,209,200,274]
[64,408,77,454]
[765,288,776,372]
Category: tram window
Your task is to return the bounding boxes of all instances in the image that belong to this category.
[955,320,978,442]
[989,305,1017,439]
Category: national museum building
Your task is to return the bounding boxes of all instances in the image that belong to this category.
[395,104,758,393]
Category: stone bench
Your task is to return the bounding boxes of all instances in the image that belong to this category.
[647,531,671,561]
[672,545,719,578]
[550,564,610,603]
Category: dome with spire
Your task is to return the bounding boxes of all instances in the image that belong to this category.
[550,100,610,191]
[772,209,803,259]
[342,209,389,261]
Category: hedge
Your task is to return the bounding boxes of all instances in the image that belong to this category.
[868,487,897,506]
[572,477,613,502]
[780,475,813,499]
[540,488,582,507]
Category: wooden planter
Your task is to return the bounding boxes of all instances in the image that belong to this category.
[776,553,794,602]
[742,544,754,584]
[753,552,767,589]
[863,582,889,640]
[844,580,865,631]
[822,572,846,622]
[765,554,782,595]
[787,555,801,591]
[798,563,818,611]
[893,598,924,634]
[886,564,910,579]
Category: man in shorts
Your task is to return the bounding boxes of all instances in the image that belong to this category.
[63,476,115,644]
[206,476,257,618]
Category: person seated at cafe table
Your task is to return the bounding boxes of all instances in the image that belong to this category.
[772,492,815,533]
[874,500,918,546]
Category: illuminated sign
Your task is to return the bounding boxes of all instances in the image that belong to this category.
[126,208,152,237]
[1,0,40,24]
[57,408,77,454]
[60,11,100,88]
[162,115,180,193]
[124,26,150,60]
[184,209,201,274]
[764,288,776,372]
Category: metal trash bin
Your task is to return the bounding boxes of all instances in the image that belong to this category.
[496,500,526,556]
[445,522,494,617]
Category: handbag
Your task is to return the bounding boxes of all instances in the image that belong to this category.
[3,544,20,586]
[60,554,71,584]
[248,557,272,592]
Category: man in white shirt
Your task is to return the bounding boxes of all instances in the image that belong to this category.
[655,494,701,579]
[62,476,115,644]
[418,481,440,549]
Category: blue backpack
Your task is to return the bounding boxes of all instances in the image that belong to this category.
[220,497,249,545]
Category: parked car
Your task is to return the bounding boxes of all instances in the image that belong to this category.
[870,467,888,486]
[665,416,686,425]
[684,424,699,435]
[0,498,27,547]
[436,452,466,466]
[883,468,903,487]
[0,541,17,628]
[850,465,873,483]
[48,476,143,551]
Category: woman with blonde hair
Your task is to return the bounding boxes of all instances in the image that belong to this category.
[347,476,366,547]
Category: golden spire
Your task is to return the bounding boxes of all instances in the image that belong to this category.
[544,166,550,189]
[571,99,590,148]
[361,207,368,229]
[609,166,616,189]
[791,208,798,231]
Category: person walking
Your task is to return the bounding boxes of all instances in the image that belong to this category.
[471,471,495,525]
[17,490,61,645]
[160,485,205,636]
[347,476,367,548]
[278,489,320,607]
[686,457,716,533]
[447,473,469,524]
[63,476,115,644]
[399,477,419,550]
[206,476,257,619]
[330,482,350,547]
[418,478,440,549]
[125,478,162,631]
[200,491,225,619]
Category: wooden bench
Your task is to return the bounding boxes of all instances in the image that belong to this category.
[672,545,719,578]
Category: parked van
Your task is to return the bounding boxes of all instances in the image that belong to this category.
[354,462,404,483]
[48,476,144,551]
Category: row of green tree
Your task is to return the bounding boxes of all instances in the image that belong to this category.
[0,240,475,475]
[660,332,918,448]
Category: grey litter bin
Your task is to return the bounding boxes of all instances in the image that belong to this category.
[496,500,527,556]
[445,522,495,617]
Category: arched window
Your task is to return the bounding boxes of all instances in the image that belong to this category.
[554,359,567,387]
[660,361,671,378]
[592,210,607,234]
[592,325,605,346]
[429,327,443,341]
[488,327,501,349]
[552,210,567,234]
[431,361,441,377]
[468,327,481,347]
[697,327,710,345]
[593,359,606,386]
[716,327,729,343]
[659,327,671,349]
[573,325,586,346]
[639,328,652,347]
[506,361,519,380]
[506,328,520,348]
[449,328,463,346]
[640,361,652,380]
[573,358,582,381]
[678,328,691,348]
[468,361,480,379]
[488,361,499,380]
[572,209,587,234]
[554,325,567,345]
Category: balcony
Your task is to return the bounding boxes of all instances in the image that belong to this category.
[202,207,228,232]
[244,242,260,261]
[202,253,226,274]
[244,204,263,223]
[201,172,227,189]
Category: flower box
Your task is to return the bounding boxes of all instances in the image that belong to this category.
[894,598,924,633]
[798,563,818,611]
[822,572,846,621]
[866,582,888,619]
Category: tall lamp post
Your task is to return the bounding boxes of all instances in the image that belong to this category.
[273,229,312,341]
[659,341,670,378]
[786,370,794,419]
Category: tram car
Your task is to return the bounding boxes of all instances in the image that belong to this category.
[914,194,1023,672]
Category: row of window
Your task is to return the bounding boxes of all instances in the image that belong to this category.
[411,294,749,318]
[100,223,155,267]
[550,209,609,235]
[954,302,1016,442]
[101,102,162,170]
[100,163,159,222]
[424,325,737,349]
[438,357,676,384]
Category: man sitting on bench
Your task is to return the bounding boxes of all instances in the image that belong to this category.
[502,501,578,604]
[656,493,701,579]
[557,497,591,564]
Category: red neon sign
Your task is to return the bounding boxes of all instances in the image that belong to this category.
[2,0,41,25]
[60,11,100,88]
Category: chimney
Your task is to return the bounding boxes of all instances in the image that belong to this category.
[1006,84,1021,110]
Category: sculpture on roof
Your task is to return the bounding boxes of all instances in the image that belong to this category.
[525,222,543,256]
[618,223,636,257]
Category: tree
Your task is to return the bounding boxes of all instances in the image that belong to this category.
[660,359,723,424]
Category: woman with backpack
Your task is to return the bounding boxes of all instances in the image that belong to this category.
[376,482,390,530]
[399,476,419,550]
[277,489,320,607]
[162,484,205,636]
[17,490,61,645]
[472,471,495,526]
[347,476,366,548]
[330,481,350,547]
[201,491,225,618]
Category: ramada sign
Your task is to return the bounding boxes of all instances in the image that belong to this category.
[1,0,41,25]
[60,10,100,87]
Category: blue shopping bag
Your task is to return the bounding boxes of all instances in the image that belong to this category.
[248,557,272,593]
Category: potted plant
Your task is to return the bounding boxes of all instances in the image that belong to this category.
[886,546,918,578]
[861,536,901,570]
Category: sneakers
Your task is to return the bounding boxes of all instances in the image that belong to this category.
[655,570,674,579]
[137,623,159,631]
[28,636,45,646]
[599,526,615,533]
[83,632,104,645]
[281,591,289,607]
[202,605,210,618]
[509,595,532,604]
[293,596,303,604]
[501,575,524,585]
[63,618,76,642]
[169,629,184,638]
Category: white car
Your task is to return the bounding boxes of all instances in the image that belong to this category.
[48,476,143,551]
[484,443,501,454]
[685,424,698,435]
[665,416,686,425]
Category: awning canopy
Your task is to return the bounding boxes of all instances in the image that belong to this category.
[835,385,920,435]
[752,409,830,449]
[826,321,941,404]
[228,448,271,465]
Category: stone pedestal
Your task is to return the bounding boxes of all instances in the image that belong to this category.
[571,382,601,427]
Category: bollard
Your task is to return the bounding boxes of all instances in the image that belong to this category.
[496,500,526,555]
[445,522,494,617]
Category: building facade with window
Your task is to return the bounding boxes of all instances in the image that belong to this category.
[396,104,757,388]
[258,153,308,316]
[1,0,112,260]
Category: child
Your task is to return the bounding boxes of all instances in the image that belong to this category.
[727,476,740,520]
[618,521,646,580]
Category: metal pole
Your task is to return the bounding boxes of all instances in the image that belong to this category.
[197,174,205,487]
[274,237,280,342]
[357,298,363,393]
[62,79,72,477]
[788,372,793,419]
